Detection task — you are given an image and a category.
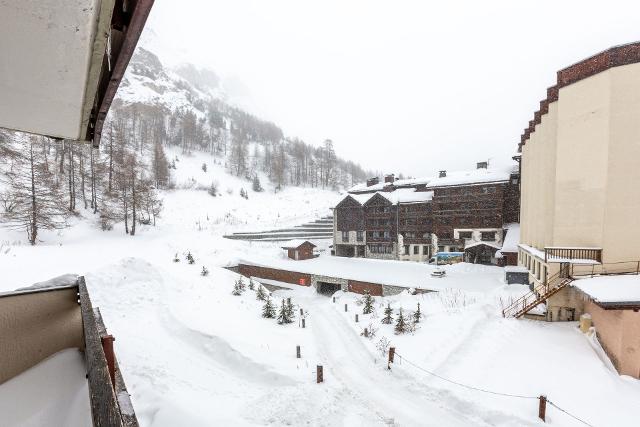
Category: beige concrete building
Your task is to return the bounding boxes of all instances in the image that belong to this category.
[507,42,640,379]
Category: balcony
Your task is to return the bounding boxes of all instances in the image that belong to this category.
[544,247,602,264]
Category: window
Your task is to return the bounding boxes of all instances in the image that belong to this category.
[423,246,430,257]
[481,231,496,241]
[341,231,349,242]
[383,231,390,238]
[405,232,416,239]
[404,245,410,255]
[449,247,458,252]
[356,231,363,242]
[438,246,445,252]
[414,246,420,255]
[459,231,472,239]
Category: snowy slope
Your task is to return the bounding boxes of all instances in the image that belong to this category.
[1,174,639,426]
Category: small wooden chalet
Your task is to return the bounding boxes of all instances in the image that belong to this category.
[281,240,316,260]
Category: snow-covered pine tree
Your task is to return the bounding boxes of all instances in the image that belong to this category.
[237,277,246,292]
[362,291,374,314]
[1,137,68,244]
[285,298,295,319]
[262,297,276,318]
[201,266,209,276]
[248,278,255,290]
[208,181,218,197]
[252,175,263,192]
[232,278,245,295]
[277,299,293,324]
[413,302,422,323]
[394,308,407,334]
[173,252,180,262]
[256,284,267,301]
[186,251,195,264]
[381,303,394,324]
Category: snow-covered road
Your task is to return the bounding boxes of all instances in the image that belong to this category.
[308,297,473,426]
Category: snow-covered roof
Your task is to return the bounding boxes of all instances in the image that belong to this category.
[426,165,517,189]
[238,256,503,291]
[280,239,316,249]
[464,241,502,251]
[348,177,433,193]
[504,265,529,273]
[498,223,520,255]
[378,188,434,204]
[573,275,640,305]
[336,189,433,208]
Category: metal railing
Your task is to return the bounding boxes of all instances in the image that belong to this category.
[544,247,602,263]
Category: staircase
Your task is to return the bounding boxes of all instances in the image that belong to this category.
[502,272,573,318]
[223,216,334,242]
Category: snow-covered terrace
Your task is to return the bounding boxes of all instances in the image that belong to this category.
[236,256,503,292]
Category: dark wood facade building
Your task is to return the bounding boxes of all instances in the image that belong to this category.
[333,164,520,264]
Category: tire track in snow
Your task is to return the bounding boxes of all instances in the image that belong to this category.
[307,297,478,427]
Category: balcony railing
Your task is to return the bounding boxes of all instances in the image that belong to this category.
[544,247,602,263]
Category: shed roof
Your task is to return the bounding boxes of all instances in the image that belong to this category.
[280,240,316,249]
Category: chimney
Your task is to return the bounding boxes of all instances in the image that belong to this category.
[477,161,488,169]
[366,177,380,187]
[439,170,447,178]
[384,174,395,184]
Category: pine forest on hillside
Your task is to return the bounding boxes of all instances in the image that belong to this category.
[0,48,371,245]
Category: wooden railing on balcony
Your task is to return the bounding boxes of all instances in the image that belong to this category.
[544,247,602,263]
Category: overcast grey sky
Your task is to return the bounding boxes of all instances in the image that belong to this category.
[146,0,640,177]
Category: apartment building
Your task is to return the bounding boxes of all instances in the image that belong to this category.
[507,41,640,378]
[333,163,520,264]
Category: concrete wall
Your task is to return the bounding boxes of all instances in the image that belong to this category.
[0,287,83,384]
[584,299,640,378]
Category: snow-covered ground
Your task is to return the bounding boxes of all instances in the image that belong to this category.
[1,167,639,426]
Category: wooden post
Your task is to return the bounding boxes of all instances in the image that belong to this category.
[538,395,547,422]
[100,335,116,387]
[355,314,359,323]
[317,365,323,383]
[364,328,368,337]
[332,297,335,303]
[296,345,301,359]
[388,347,395,369]
[302,318,306,328]
[287,297,291,306]
[300,308,304,315]
[344,304,348,312]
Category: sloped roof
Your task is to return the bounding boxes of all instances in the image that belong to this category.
[280,239,316,249]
